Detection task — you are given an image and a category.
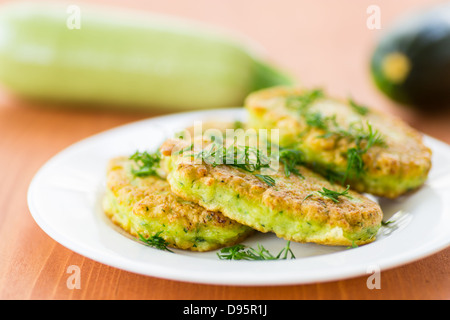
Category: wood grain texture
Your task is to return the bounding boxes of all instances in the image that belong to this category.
[0,0,449,300]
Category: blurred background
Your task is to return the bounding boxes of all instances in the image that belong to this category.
[0,0,449,140]
[0,0,449,300]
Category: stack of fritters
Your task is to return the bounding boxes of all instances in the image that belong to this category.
[246,87,432,198]
[103,87,432,251]
[103,156,254,251]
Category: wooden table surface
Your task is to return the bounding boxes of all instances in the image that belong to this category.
[0,0,449,300]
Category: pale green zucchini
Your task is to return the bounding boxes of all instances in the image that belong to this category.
[0,2,294,110]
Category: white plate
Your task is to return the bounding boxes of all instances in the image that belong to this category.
[27,108,450,286]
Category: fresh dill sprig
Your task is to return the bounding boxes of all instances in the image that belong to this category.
[138,232,173,253]
[196,143,270,171]
[194,142,276,187]
[343,122,386,181]
[172,143,194,155]
[301,193,314,203]
[381,220,394,226]
[317,185,352,203]
[286,89,324,112]
[217,241,295,261]
[305,112,329,130]
[356,122,386,151]
[254,174,276,187]
[299,111,386,183]
[279,148,304,178]
[129,150,161,177]
[195,144,307,186]
[304,185,352,203]
[347,241,359,249]
[344,147,365,180]
[348,97,370,116]
[288,90,384,184]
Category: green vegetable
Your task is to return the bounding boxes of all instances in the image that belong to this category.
[0,2,294,111]
[254,174,276,187]
[304,185,351,204]
[305,117,385,182]
[289,90,386,183]
[138,232,173,252]
[193,142,305,187]
[279,148,304,178]
[317,185,351,203]
[129,150,161,177]
[286,88,324,111]
[194,142,275,186]
[342,122,386,181]
[371,3,450,110]
[305,112,329,130]
[217,241,295,260]
[348,98,369,115]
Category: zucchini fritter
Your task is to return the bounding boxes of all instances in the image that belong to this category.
[245,86,432,198]
[103,156,254,252]
[161,138,383,246]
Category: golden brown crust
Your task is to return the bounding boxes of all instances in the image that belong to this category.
[162,138,383,246]
[176,161,381,235]
[245,86,432,198]
[103,156,253,251]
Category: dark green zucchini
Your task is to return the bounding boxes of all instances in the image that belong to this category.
[371,4,450,110]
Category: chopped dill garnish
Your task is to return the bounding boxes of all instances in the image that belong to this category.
[194,142,276,187]
[233,120,245,129]
[344,147,365,180]
[286,89,324,112]
[217,241,295,260]
[348,97,370,115]
[357,122,386,150]
[254,174,276,187]
[343,122,386,181]
[301,193,314,203]
[196,143,271,172]
[298,109,386,183]
[347,241,359,249]
[172,143,193,155]
[305,112,329,130]
[279,148,304,178]
[286,90,385,186]
[129,150,161,177]
[317,185,352,203]
[194,143,308,186]
[138,232,173,253]
[304,185,352,203]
